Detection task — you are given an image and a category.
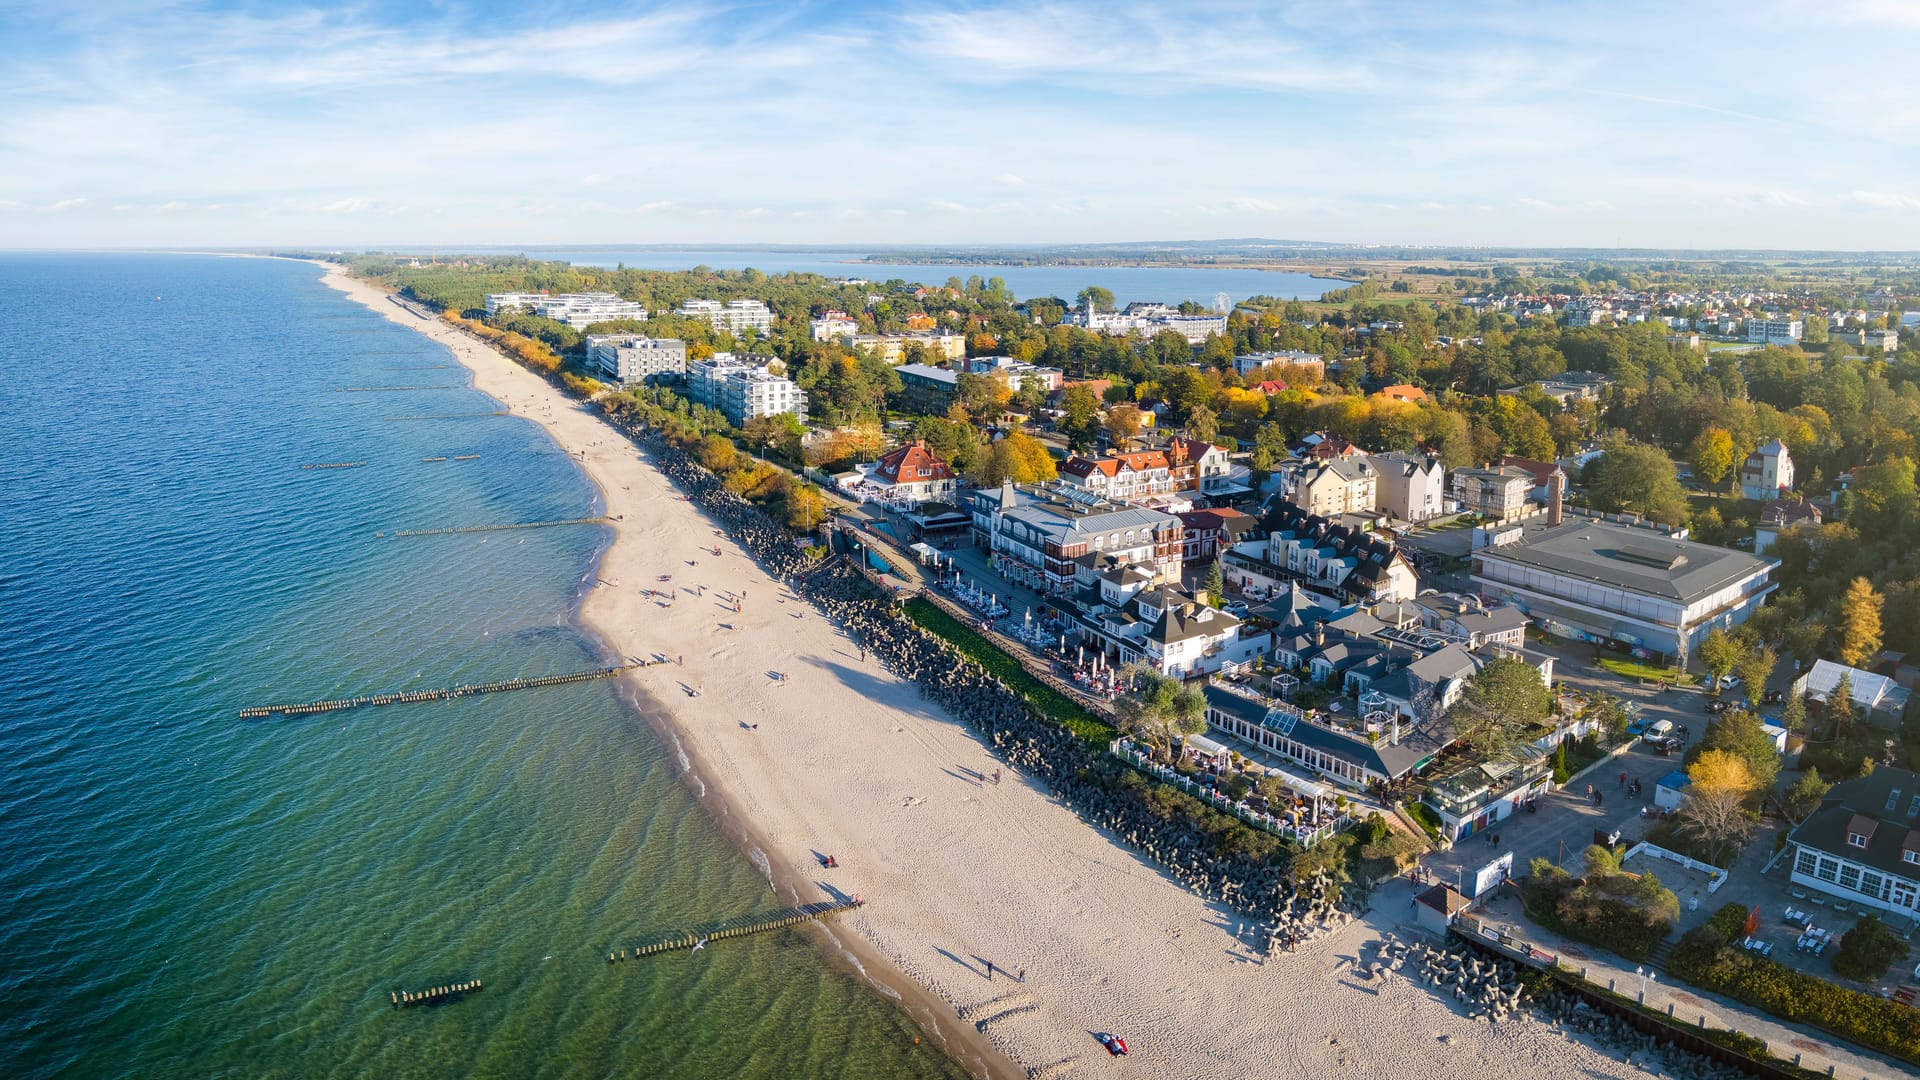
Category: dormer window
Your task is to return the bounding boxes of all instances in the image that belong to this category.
[1889,789,1904,812]
[1908,851,1920,866]
[1910,795,1920,818]
[1848,832,1869,849]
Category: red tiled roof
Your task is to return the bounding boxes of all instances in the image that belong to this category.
[874,440,955,484]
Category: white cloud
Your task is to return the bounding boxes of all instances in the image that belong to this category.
[582,173,609,186]
[1840,190,1920,209]
[930,200,969,212]
[320,198,375,214]
[994,173,1025,187]
[47,198,88,211]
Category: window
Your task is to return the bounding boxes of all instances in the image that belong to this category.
[1817,858,1838,882]
[1910,795,1920,818]
[1848,832,1869,849]
[1840,864,1861,891]
[1907,851,1920,866]
[1795,849,1818,877]
[1863,871,1885,899]
[1888,789,1903,812]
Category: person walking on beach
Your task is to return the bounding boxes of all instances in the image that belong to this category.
[983,960,993,981]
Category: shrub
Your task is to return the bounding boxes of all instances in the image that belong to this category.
[902,597,1114,747]
[1668,919,1920,1064]
[1832,914,1909,982]
[1405,801,1444,841]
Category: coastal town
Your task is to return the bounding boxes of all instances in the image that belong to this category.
[339,252,1920,1078]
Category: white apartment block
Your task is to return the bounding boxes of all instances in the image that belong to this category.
[587,334,687,386]
[846,333,967,364]
[684,354,806,427]
[486,292,648,328]
[1746,317,1804,345]
[809,311,858,342]
[678,299,775,335]
[1234,350,1325,378]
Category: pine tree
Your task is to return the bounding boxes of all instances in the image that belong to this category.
[1830,672,1856,737]
[1204,561,1225,608]
[1835,577,1883,668]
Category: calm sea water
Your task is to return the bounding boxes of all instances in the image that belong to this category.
[0,253,963,1079]
[398,246,1346,307]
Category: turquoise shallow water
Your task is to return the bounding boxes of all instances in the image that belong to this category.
[0,254,962,1079]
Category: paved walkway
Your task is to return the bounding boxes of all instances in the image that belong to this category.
[1471,889,1909,1080]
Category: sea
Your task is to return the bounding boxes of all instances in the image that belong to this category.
[0,253,966,1079]
[393,247,1347,308]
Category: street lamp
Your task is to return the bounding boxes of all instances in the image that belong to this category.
[1636,965,1655,1003]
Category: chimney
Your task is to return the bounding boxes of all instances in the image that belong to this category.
[1547,469,1565,527]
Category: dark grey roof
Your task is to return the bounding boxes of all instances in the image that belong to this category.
[1792,767,1920,884]
[1147,605,1240,645]
[897,363,957,386]
[1474,517,1778,604]
[1202,684,1449,780]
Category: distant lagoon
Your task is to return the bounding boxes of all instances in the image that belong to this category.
[396,246,1352,308]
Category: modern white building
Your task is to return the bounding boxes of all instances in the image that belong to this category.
[1373,451,1447,523]
[809,310,858,342]
[1470,514,1779,667]
[967,481,1184,595]
[1073,302,1227,344]
[1234,350,1324,378]
[1746,317,1804,345]
[677,299,775,335]
[1452,466,1534,522]
[1738,439,1795,501]
[486,291,649,328]
[586,334,687,386]
[967,355,1064,393]
[684,354,806,426]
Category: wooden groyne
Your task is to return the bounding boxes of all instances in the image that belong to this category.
[238,666,625,719]
[300,462,366,470]
[385,412,509,421]
[387,516,606,538]
[611,899,866,963]
[392,980,481,1008]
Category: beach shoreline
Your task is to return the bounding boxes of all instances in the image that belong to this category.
[314,260,1645,1080]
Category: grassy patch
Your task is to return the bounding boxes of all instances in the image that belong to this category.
[1405,800,1445,841]
[903,596,1116,748]
[1597,657,1697,685]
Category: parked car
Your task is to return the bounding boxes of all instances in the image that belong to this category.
[1641,719,1675,743]
[1654,736,1685,756]
[1762,689,1784,705]
[1705,699,1732,714]
[1223,601,1250,617]
[1627,718,1652,736]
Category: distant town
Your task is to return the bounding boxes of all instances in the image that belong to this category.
[349,250,1920,1073]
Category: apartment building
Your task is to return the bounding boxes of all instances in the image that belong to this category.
[586,334,687,386]
[684,354,806,427]
[677,298,775,334]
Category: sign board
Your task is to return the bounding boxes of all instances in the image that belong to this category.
[1467,852,1514,899]
[795,537,815,549]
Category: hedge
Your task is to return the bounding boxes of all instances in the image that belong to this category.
[1670,903,1920,1065]
[903,596,1116,748]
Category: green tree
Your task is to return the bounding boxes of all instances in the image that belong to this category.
[1688,426,1737,488]
[1074,286,1115,313]
[1832,914,1908,981]
[1733,645,1777,705]
[1446,656,1551,755]
[1783,767,1831,824]
[1835,577,1884,668]
[1698,628,1742,691]
[1114,668,1206,760]
[1187,403,1220,444]
[1692,710,1781,792]
[1780,692,1808,734]
[1583,436,1689,525]
[1058,383,1102,451]
[1204,562,1225,608]
[1828,672,1857,738]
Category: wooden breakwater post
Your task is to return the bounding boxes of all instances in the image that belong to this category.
[384,412,509,421]
[393,979,482,1008]
[387,516,607,539]
[612,898,867,964]
[300,461,366,470]
[238,666,626,719]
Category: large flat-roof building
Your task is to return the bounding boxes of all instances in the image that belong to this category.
[677,298,775,335]
[586,334,687,386]
[1470,514,1779,667]
[684,354,806,427]
[896,363,959,414]
[486,291,649,328]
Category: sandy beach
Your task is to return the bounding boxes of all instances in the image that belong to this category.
[319,263,1640,1080]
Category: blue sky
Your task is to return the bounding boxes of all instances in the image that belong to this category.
[2,0,1918,250]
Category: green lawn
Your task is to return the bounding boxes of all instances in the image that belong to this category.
[902,597,1117,747]
[1596,657,1697,685]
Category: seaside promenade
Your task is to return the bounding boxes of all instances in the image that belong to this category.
[318,263,1649,1080]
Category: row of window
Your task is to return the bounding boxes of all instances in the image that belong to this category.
[1796,849,1920,904]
